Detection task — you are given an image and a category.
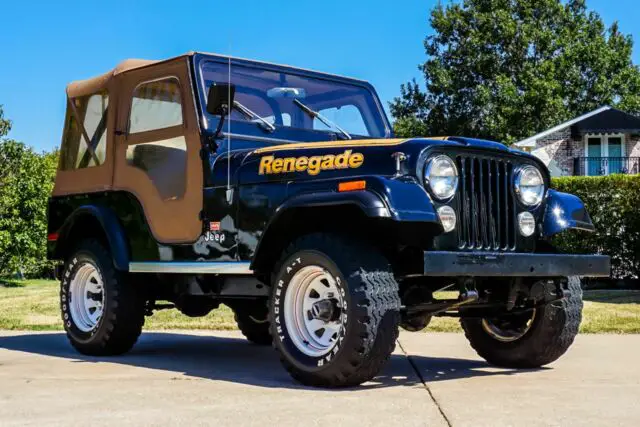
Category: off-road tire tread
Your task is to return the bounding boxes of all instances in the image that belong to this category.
[460,276,583,368]
[234,310,272,345]
[271,233,400,388]
[63,239,145,356]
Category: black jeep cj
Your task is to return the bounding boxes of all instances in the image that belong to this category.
[48,52,609,387]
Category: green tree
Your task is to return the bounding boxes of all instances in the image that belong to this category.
[0,105,11,138]
[390,0,640,143]
[0,106,58,277]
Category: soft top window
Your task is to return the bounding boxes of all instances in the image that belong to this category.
[59,91,109,171]
[199,61,387,139]
[130,78,183,133]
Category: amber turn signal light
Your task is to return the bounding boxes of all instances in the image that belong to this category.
[338,180,366,192]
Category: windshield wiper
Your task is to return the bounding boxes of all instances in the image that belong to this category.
[293,99,351,140]
[233,101,275,132]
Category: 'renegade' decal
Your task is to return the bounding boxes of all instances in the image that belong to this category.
[258,150,364,176]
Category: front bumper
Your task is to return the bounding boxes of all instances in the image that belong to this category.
[423,251,610,277]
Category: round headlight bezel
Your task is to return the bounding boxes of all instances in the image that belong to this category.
[514,165,545,207]
[424,155,459,200]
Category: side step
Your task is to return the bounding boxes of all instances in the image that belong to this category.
[129,262,252,275]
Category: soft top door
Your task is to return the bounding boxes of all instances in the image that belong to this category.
[113,57,203,244]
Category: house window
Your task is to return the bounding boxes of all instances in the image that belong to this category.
[608,137,623,174]
[584,134,625,176]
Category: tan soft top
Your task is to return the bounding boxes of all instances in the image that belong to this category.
[65,51,370,99]
[66,58,161,98]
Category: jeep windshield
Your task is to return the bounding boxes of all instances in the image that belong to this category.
[197,58,390,141]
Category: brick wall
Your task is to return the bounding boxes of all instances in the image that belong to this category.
[531,127,577,176]
[627,135,640,158]
[625,135,640,174]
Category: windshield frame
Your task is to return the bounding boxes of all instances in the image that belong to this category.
[192,53,392,144]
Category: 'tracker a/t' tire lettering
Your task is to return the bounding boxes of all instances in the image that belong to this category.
[460,276,583,368]
[269,233,401,387]
[61,239,145,356]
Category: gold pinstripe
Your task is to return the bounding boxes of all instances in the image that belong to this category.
[253,138,408,154]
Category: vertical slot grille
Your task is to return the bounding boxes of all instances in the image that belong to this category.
[456,155,516,251]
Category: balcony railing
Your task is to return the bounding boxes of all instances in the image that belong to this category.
[573,157,640,176]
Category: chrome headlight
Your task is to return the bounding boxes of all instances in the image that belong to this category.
[515,166,544,206]
[425,155,458,200]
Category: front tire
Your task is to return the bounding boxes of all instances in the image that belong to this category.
[269,233,401,388]
[460,276,583,368]
[61,239,145,356]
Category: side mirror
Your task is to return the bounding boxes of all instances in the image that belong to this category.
[207,83,236,116]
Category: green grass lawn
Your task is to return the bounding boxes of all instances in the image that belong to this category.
[1,279,639,333]
[0,279,238,331]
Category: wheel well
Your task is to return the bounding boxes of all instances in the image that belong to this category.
[251,204,441,276]
[57,214,110,262]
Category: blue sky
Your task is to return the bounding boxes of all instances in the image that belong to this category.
[1,0,638,151]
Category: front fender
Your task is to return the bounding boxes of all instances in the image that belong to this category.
[275,189,391,218]
[250,188,391,271]
[280,176,439,223]
[542,190,595,237]
[250,177,442,272]
[366,176,439,223]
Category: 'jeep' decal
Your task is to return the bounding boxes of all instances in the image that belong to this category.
[258,150,364,176]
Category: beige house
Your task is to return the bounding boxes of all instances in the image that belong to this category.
[514,106,640,177]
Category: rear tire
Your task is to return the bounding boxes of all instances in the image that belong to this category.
[234,302,272,345]
[460,276,583,368]
[60,239,145,356]
[269,233,401,388]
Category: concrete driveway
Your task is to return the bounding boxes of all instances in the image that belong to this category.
[0,331,638,426]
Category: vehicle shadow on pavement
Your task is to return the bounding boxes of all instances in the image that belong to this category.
[0,332,540,389]
[404,353,547,383]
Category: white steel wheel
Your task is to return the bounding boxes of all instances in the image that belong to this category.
[283,265,345,357]
[68,262,105,332]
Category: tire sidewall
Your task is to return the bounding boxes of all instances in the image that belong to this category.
[271,249,354,373]
[461,279,581,366]
[61,245,111,344]
[477,294,568,351]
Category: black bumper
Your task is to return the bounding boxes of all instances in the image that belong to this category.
[423,251,610,277]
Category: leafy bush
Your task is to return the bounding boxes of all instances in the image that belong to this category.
[0,140,58,278]
[551,175,640,279]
